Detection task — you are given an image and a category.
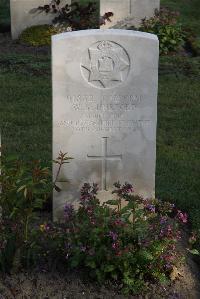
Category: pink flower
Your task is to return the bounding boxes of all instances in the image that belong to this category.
[114,219,125,226]
[177,210,188,223]
[112,243,117,249]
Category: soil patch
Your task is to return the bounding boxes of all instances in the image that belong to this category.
[0,230,199,299]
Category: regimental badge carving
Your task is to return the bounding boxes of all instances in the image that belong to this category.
[81,41,130,89]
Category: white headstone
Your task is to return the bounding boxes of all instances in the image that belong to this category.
[10,0,71,39]
[52,29,159,220]
[100,0,160,28]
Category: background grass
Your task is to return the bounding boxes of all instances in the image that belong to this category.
[0,1,199,231]
[0,53,51,163]
[162,0,200,35]
[0,0,10,32]
[157,56,200,229]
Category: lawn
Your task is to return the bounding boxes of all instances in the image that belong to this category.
[162,0,200,35]
[157,56,200,229]
[0,0,10,32]
[0,52,52,162]
[0,0,200,233]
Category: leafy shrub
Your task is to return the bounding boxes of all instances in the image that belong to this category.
[37,182,187,295]
[134,8,185,55]
[20,1,114,46]
[19,1,100,46]
[37,1,99,30]
[0,156,51,272]
[19,24,59,46]
[0,153,189,294]
[37,0,113,30]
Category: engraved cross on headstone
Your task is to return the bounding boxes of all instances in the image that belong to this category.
[87,137,122,191]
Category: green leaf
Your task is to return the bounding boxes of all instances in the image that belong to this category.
[126,201,135,209]
[104,264,115,272]
[24,188,28,198]
[70,259,79,268]
[86,260,96,269]
[106,200,118,206]
[158,273,169,284]
[140,250,154,261]
[121,211,132,221]
[17,185,26,192]
[187,248,200,255]
[120,205,131,214]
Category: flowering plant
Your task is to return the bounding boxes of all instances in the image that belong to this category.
[0,156,51,272]
[135,8,185,55]
[39,182,187,295]
[37,1,99,30]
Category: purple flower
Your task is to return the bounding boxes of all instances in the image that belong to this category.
[109,231,118,241]
[122,182,134,193]
[80,245,87,252]
[177,210,188,223]
[165,262,173,269]
[160,216,168,224]
[65,242,72,250]
[64,203,74,220]
[80,183,99,205]
[146,204,156,213]
[112,182,134,197]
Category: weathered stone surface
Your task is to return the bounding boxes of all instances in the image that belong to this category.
[52,29,159,220]
[10,0,71,39]
[100,0,160,28]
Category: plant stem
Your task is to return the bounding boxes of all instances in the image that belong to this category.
[53,160,63,187]
[25,215,30,242]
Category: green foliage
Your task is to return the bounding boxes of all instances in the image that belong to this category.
[0,150,189,294]
[19,1,100,46]
[37,1,99,30]
[134,8,185,55]
[161,0,200,36]
[53,151,74,192]
[35,182,186,295]
[19,25,59,46]
[0,156,51,272]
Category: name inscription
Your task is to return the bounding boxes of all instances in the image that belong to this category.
[57,94,151,132]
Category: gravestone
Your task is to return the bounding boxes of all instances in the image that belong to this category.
[10,0,71,39]
[52,29,159,220]
[100,0,160,28]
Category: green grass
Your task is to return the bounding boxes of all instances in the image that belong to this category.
[0,53,52,163]
[0,0,10,31]
[161,0,200,35]
[157,56,200,229]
